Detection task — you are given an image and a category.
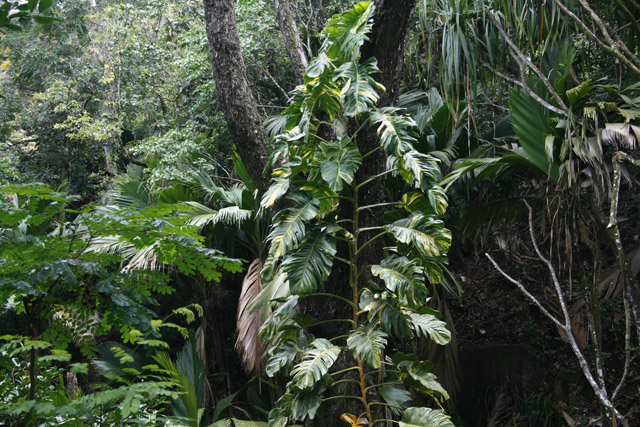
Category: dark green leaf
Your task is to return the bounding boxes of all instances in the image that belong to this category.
[283,230,336,295]
[38,0,53,13]
[380,385,411,412]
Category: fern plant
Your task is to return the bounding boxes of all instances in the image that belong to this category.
[251,2,455,426]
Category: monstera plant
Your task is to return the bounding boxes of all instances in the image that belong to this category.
[241,3,456,426]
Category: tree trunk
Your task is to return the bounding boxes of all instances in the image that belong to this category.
[274,0,308,82]
[203,0,271,193]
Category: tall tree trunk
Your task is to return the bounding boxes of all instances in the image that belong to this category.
[274,0,309,82]
[203,0,270,193]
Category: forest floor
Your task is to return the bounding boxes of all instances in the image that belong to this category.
[446,224,640,426]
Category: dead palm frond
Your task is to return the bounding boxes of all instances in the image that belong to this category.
[235,258,264,375]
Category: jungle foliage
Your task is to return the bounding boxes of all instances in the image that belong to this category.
[1,0,639,425]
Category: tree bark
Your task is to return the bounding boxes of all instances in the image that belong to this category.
[274,0,309,82]
[353,0,418,308]
[203,0,271,193]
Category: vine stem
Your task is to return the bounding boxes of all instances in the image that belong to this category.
[330,366,360,377]
[357,356,373,425]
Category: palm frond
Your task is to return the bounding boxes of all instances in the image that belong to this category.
[235,259,264,376]
[183,202,252,228]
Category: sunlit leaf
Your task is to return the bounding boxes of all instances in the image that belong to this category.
[291,338,340,389]
[347,323,387,368]
[400,407,454,427]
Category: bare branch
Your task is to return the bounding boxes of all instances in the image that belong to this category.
[553,0,640,78]
[575,0,640,69]
[485,253,565,329]
[609,152,640,399]
[487,201,628,426]
[487,13,569,113]
[480,59,569,117]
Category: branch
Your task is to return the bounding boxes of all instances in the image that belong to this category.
[613,0,640,36]
[480,59,569,117]
[487,13,569,113]
[485,253,565,329]
[486,201,629,426]
[609,152,640,400]
[574,0,640,69]
[553,0,640,78]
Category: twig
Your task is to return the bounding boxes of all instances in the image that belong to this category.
[553,0,640,78]
[574,0,640,69]
[486,254,564,329]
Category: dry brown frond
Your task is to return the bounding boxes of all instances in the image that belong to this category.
[235,258,264,375]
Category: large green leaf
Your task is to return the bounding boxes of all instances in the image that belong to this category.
[306,52,332,78]
[258,295,299,340]
[379,385,411,413]
[291,338,340,389]
[266,339,304,378]
[510,87,559,181]
[359,289,413,338]
[387,213,451,258]
[323,1,375,61]
[371,255,425,307]
[261,178,290,208]
[394,354,449,400]
[282,230,336,295]
[268,193,320,258]
[400,151,441,191]
[319,137,362,192]
[371,108,418,156]
[406,311,450,345]
[333,58,384,117]
[400,407,454,427]
[346,324,387,368]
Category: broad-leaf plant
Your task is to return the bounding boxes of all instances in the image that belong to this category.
[0,183,241,424]
[253,3,455,426]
